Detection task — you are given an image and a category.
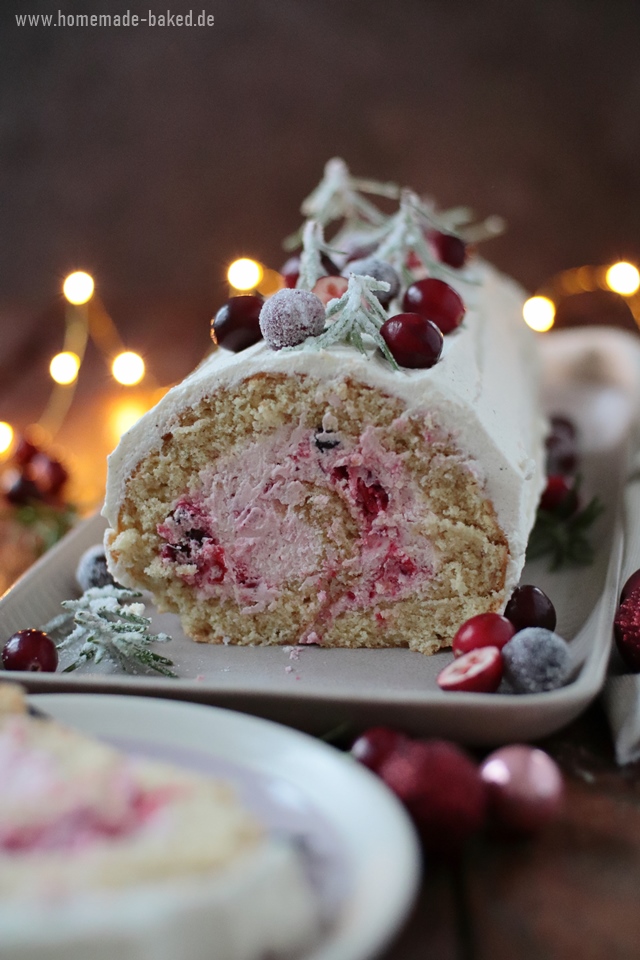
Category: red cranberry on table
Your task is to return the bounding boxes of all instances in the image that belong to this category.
[430,231,468,269]
[401,278,465,334]
[437,646,503,693]
[480,745,564,834]
[452,612,515,658]
[2,629,58,672]
[350,726,407,772]
[381,313,443,369]
[211,295,264,352]
[504,585,557,632]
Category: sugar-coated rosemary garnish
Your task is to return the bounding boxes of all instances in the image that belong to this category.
[284,157,399,251]
[527,477,604,571]
[45,585,176,677]
[297,273,399,369]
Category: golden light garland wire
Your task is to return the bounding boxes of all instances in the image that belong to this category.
[1,257,638,462]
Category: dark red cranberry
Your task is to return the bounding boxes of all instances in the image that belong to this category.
[29,454,68,497]
[504,585,557,632]
[2,629,58,672]
[381,313,444,368]
[621,570,640,604]
[13,436,39,466]
[350,727,406,772]
[402,278,465,334]
[545,416,578,475]
[3,470,43,506]
[279,253,340,289]
[430,231,467,268]
[280,256,301,289]
[549,416,577,443]
[211,296,264,352]
[539,475,578,514]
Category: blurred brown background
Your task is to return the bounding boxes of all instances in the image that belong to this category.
[1,0,640,441]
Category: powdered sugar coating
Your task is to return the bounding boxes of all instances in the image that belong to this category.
[502,628,571,693]
[259,289,325,350]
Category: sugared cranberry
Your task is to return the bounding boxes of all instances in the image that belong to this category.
[437,646,503,693]
[259,289,325,350]
[342,257,400,308]
[480,745,564,834]
[539,475,578,514]
[211,296,264,352]
[378,739,487,854]
[350,727,406,772]
[452,613,515,658]
[312,275,349,305]
[2,629,58,672]
[545,416,578,475]
[505,585,557,632]
[279,253,340,289]
[402,278,465,334]
[381,313,443,369]
[621,569,640,604]
[430,231,467,268]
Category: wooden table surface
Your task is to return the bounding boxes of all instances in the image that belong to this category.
[385,701,640,960]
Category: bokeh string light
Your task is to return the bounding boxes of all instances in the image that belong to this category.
[2,256,640,462]
[523,260,640,333]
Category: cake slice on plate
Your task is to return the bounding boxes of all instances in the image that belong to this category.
[0,683,319,960]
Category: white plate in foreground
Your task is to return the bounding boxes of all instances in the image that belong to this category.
[25,693,420,960]
[1,328,640,743]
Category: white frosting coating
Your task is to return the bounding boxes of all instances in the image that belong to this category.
[103,260,546,594]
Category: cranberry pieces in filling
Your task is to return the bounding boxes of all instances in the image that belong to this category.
[156,423,435,617]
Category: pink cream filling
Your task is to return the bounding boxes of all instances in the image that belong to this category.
[157,421,441,633]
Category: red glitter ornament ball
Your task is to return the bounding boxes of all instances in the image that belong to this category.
[614,586,640,671]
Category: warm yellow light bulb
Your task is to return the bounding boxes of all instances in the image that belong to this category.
[605,261,640,296]
[112,351,145,386]
[227,258,263,291]
[63,271,95,305]
[0,422,14,455]
[50,351,81,384]
[522,296,556,333]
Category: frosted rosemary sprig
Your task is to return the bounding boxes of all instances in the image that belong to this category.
[372,190,478,288]
[48,585,176,677]
[303,274,399,369]
[284,157,398,251]
[296,220,332,291]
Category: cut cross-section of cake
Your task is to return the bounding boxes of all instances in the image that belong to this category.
[103,162,546,654]
[0,683,319,960]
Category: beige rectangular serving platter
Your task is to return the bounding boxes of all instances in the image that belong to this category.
[1,328,638,744]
